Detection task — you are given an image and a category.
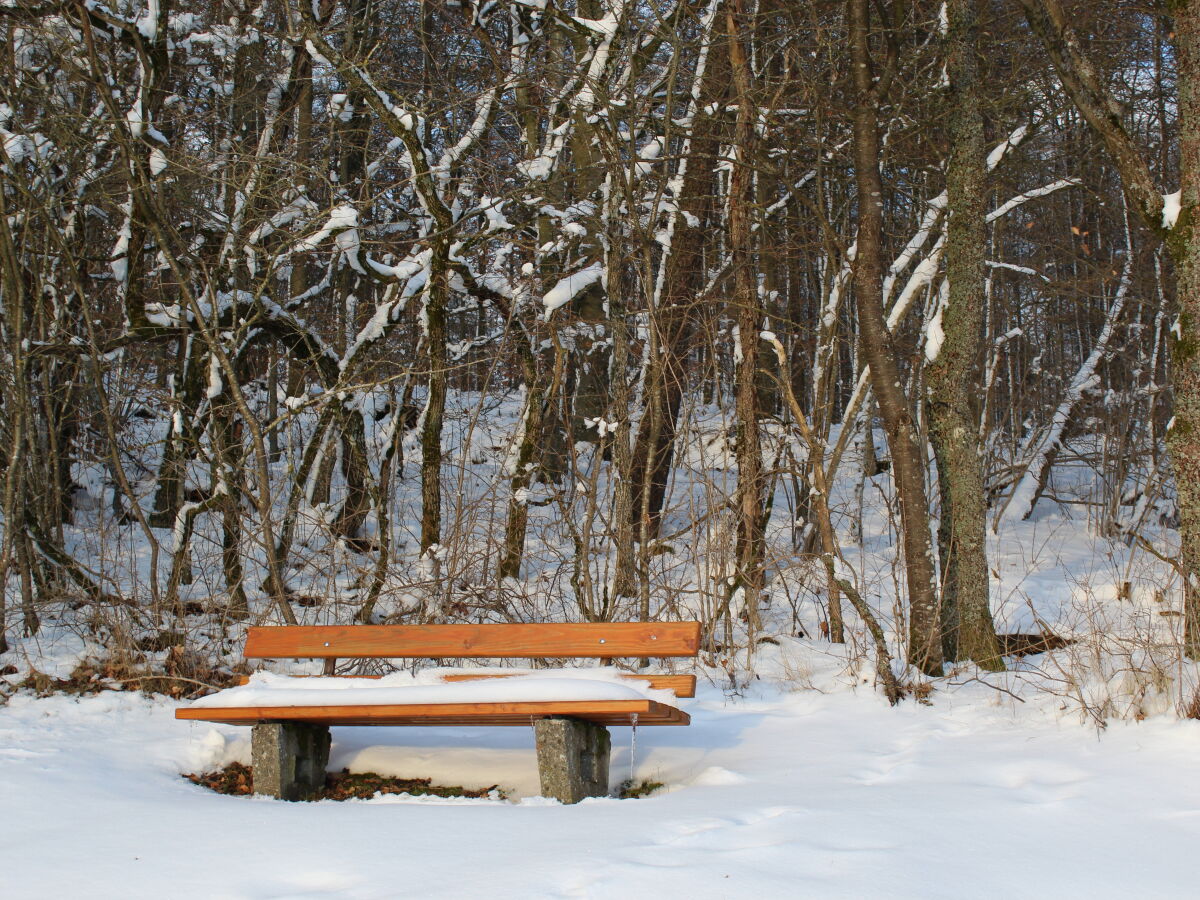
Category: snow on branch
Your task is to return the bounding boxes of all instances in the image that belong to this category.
[649,0,722,310]
[999,235,1135,526]
[988,178,1081,223]
[891,236,945,331]
[297,204,359,251]
[986,124,1030,171]
[986,260,1049,282]
[1163,191,1182,229]
[300,20,451,231]
[435,85,500,187]
[542,264,605,320]
[878,126,1034,306]
[884,201,943,305]
[517,0,632,182]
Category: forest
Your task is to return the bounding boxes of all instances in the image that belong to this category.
[0,0,1193,708]
[10,2,1200,896]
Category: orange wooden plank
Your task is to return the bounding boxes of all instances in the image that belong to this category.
[176,699,689,727]
[243,622,701,660]
[233,672,697,698]
[441,673,697,698]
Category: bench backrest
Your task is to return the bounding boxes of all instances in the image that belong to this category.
[244,621,702,660]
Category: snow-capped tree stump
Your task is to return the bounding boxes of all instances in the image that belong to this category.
[252,722,330,801]
[534,717,611,804]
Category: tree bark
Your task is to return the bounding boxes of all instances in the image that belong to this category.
[420,240,449,552]
[1168,0,1200,658]
[727,0,765,634]
[925,0,1004,670]
[848,0,943,675]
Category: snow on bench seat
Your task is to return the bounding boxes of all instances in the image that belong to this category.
[177,670,690,727]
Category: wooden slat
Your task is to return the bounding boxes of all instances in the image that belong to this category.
[243,622,701,660]
[232,672,697,698]
[441,673,696,698]
[176,699,689,727]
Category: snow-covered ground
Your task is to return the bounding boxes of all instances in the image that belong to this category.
[2,401,1193,897]
[3,656,1200,899]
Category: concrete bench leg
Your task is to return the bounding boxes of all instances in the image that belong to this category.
[252,722,330,801]
[534,717,611,804]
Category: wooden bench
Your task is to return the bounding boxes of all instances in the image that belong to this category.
[178,621,701,803]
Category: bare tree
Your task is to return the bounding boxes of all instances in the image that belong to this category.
[848,0,943,675]
[926,0,1004,670]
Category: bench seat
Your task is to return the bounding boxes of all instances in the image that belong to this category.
[177,698,689,727]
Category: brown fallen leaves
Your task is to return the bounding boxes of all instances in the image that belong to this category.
[184,762,502,801]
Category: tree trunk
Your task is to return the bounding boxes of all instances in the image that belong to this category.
[925,0,1004,670]
[1169,1,1200,658]
[628,42,723,542]
[726,0,765,634]
[420,241,449,552]
[848,0,943,675]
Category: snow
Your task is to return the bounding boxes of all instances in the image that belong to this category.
[0,106,51,166]
[635,137,662,176]
[205,352,223,400]
[4,4,1195,891]
[148,147,167,176]
[136,0,161,41]
[574,4,624,108]
[326,205,360,231]
[1163,190,1182,229]
[987,259,1047,281]
[1,381,1197,896]
[340,296,402,370]
[541,264,604,319]
[891,236,943,329]
[187,669,680,709]
[110,211,133,283]
[299,203,359,250]
[1002,235,1134,524]
[329,93,355,123]
[4,677,1200,898]
[247,192,318,245]
[1,131,28,163]
[125,98,147,139]
[883,200,941,304]
[367,250,427,282]
[924,280,948,363]
[518,121,571,181]
[479,196,512,232]
[304,39,332,68]
[436,87,498,185]
[987,178,1081,224]
[986,124,1029,171]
